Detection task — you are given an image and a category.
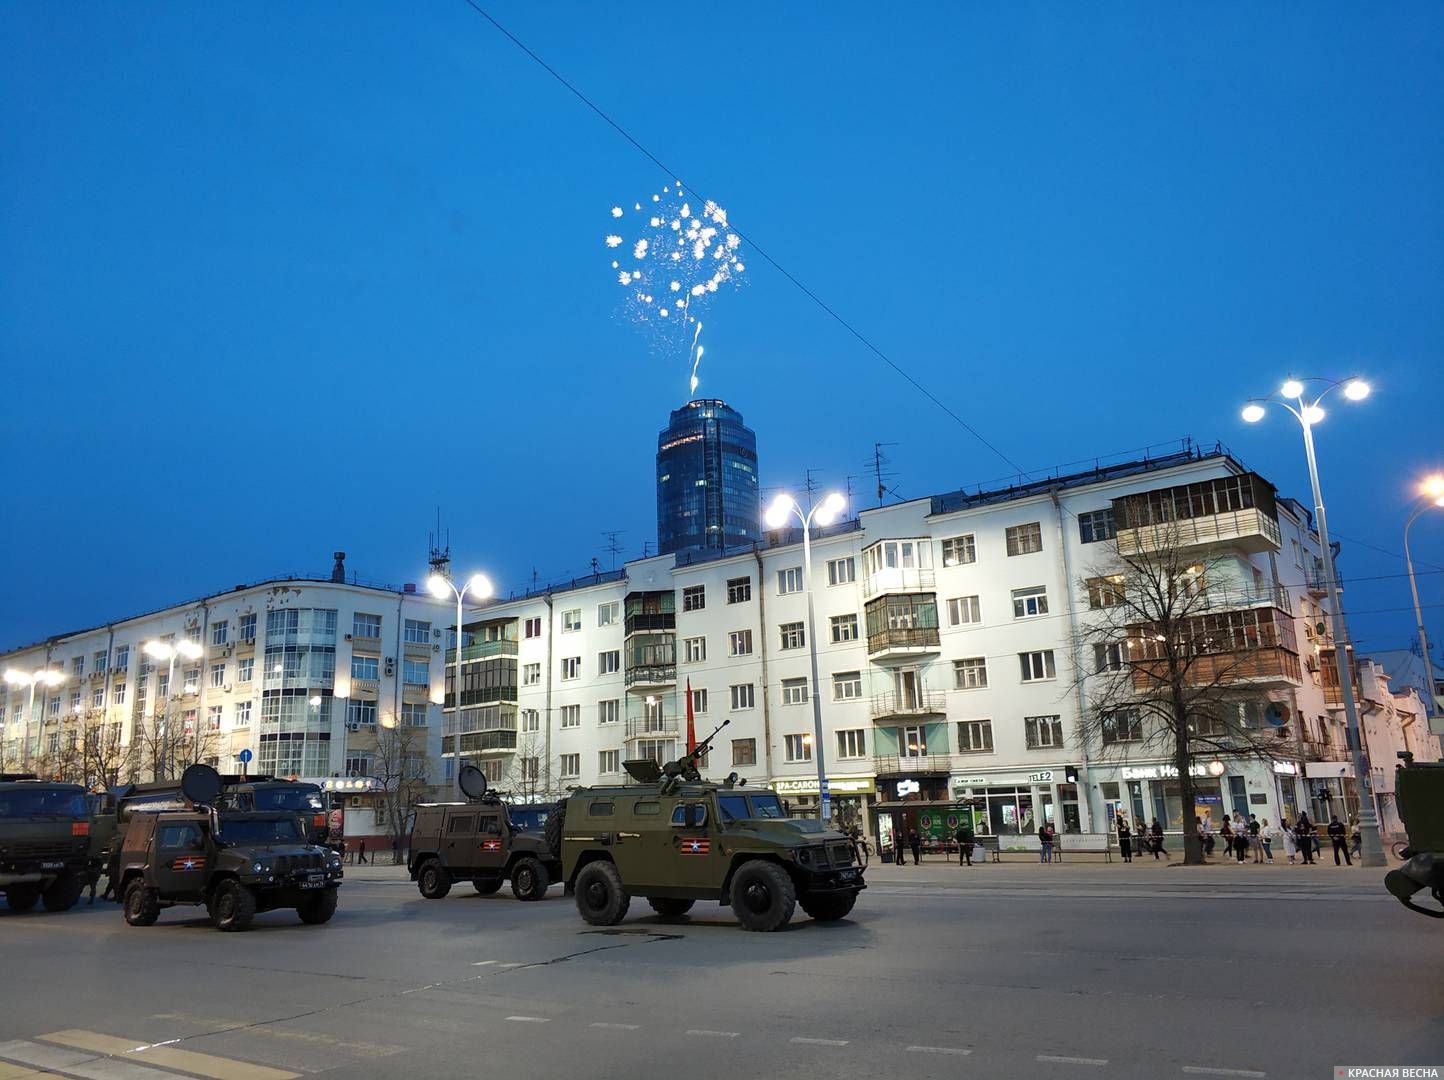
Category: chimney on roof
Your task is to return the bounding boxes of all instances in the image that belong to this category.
[331,552,346,583]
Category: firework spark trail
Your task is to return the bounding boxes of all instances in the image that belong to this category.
[604,185,746,397]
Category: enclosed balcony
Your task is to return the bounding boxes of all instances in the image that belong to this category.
[625,633,676,689]
[864,594,940,661]
[625,591,676,636]
[873,754,952,777]
[443,655,518,709]
[861,538,936,598]
[1128,606,1302,691]
[1113,473,1281,556]
[1319,648,1360,710]
[443,704,518,757]
[445,638,519,664]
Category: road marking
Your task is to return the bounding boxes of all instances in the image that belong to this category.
[39,1030,301,1080]
[499,962,525,968]
[1183,1068,1267,1078]
[790,1038,849,1046]
[504,1016,550,1024]
[471,960,498,966]
[148,1015,404,1058]
[906,1046,972,1056]
[0,1061,66,1080]
[1038,1055,1109,1066]
[0,1043,178,1080]
[589,1023,641,1031]
[684,1030,740,1039]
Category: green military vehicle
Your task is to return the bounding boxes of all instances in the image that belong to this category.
[115,764,343,931]
[0,774,92,913]
[408,765,560,902]
[116,774,337,851]
[549,721,866,932]
[1384,753,1444,919]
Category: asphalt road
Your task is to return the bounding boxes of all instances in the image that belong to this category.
[1,861,1439,1080]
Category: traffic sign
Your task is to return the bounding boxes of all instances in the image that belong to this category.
[237,748,253,764]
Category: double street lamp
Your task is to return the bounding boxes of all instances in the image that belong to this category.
[1242,375,1385,866]
[3,667,66,771]
[428,569,494,802]
[1404,474,1444,715]
[765,490,848,826]
[142,639,204,778]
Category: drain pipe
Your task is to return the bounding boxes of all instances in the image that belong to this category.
[1049,488,1095,832]
[753,548,775,786]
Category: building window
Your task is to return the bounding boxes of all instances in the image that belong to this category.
[237,657,254,683]
[1102,711,1143,744]
[209,663,226,689]
[239,614,257,642]
[727,577,752,604]
[784,734,812,762]
[598,650,621,676]
[777,567,804,595]
[187,625,202,644]
[346,699,377,727]
[353,613,382,638]
[946,595,981,626]
[634,739,676,765]
[779,622,805,650]
[183,668,200,693]
[69,690,81,713]
[941,534,977,567]
[235,700,252,727]
[1086,576,1126,609]
[1024,714,1064,749]
[560,705,581,729]
[206,705,223,732]
[521,708,540,733]
[560,754,580,779]
[1005,522,1043,556]
[1012,586,1048,618]
[404,619,431,645]
[1078,509,1116,544]
[781,677,808,705]
[94,651,108,674]
[344,752,374,777]
[561,657,580,681]
[598,699,620,725]
[352,655,379,681]
[520,757,540,782]
[1094,642,1126,673]
[401,702,428,726]
[403,659,429,686]
[599,749,621,774]
[830,614,859,643]
[732,739,756,766]
[562,609,582,633]
[957,718,993,752]
[71,656,84,677]
[953,657,988,689]
[728,630,753,657]
[827,557,855,586]
[522,662,541,686]
[1019,651,1057,682]
[836,729,866,759]
[157,673,169,698]
[683,636,706,663]
[832,670,863,700]
[729,683,755,710]
[682,585,706,611]
[113,645,129,672]
[691,687,708,714]
[91,687,104,708]
[524,617,542,639]
[597,601,620,627]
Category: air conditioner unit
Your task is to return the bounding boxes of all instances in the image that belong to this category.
[1305,655,1319,672]
[350,796,361,808]
[347,722,360,732]
[345,633,353,641]
[222,684,232,693]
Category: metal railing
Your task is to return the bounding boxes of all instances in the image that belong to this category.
[445,638,519,663]
[625,717,680,740]
[869,691,945,721]
[862,567,937,599]
[1116,508,1282,556]
[873,754,952,776]
[866,627,941,655]
[625,613,676,635]
[624,664,676,688]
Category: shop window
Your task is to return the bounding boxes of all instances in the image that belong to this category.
[1228,776,1248,817]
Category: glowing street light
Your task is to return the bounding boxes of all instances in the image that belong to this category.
[1239,374,1383,866]
[1404,473,1444,717]
[4,666,64,770]
[764,490,848,825]
[428,567,495,801]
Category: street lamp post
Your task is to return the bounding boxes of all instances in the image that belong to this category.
[428,569,494,802]
[3,667,65,771]
[1242,375,1385,866]
[142,639,203,779]
[764,490,847,826]
[1404,474,1444,715]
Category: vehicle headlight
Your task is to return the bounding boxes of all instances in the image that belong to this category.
[795,847,811,865]
[252,861,266,873]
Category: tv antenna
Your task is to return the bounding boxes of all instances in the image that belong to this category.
[869,443,902,506]
[427,508,451,576]
[601,530,626,570]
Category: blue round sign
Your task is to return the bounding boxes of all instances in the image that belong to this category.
[237,748,253,764]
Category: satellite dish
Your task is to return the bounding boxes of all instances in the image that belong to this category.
[1265,702,1290,727]
[457,764,488,801]
[181,763,223,807]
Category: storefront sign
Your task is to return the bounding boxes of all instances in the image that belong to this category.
[1027,770,1054,783]
[772,777,876,797]
[896,780,921,796]
[1120,764,1210,780]
[1272,761,1298,776]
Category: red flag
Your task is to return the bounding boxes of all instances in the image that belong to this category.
[686,677,697,754]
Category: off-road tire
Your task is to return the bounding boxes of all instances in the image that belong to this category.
[6,885,41,913]
[647,897,695,919]
[417,858,452,900]
[799,892,857,922]
[544,800,567,858]
[41,872,84,913]
[297,887,338,925]
[574,860,629,926]
[511,857,549,902]
[729,861,796,932]
[123,880,160,926]
[473,877,503,895]
[211,880,257,932]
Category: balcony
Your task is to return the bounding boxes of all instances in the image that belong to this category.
[350,678,380,695]
[1113,473,1281,557]
[1116,508,1281,557]
[349,634,383,652]
[862,567,936,599]
[874,754,952,777]
[1300,738,1350,763]
[861,538,936,598]
[624,664,676,689]
[445,638,519,664]
[1193,584,1294,618]
[870,691,946,723]
[625,612,676,636]
[446,684,519,709]
[866,626,941,661]
[444,730,518,756]
[625,716,680,740]
[1130,646,1303,691]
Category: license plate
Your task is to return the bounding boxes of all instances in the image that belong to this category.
[838,869,858,881]
[298,881,324,890]
[41,862,63,870]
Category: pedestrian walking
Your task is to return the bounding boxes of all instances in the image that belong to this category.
[1117,814,1133,863]
[1038,822,1054,864]
[1150,818,1167,859]
[909,828,922,867]
[357,838,368,865]
[1328,815,1352,866]
[1201,814,1216,857]
[1281,818,1298,863]
[892,832,906,866]
[1261,819,1276,863]
[956,821,975,866]
[1219,815,1233,861]
[1248,814,1264,863]
[1348,816,1362,861]
[1231,813,1248,863]
[1295,813,1315,864]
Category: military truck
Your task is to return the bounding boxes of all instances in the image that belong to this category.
[0,774,92,913]
[408,765,560,901]
[1384,753,1444,919]
[550,721,865,932]
[115,774,337,851]
[115,764,343,931]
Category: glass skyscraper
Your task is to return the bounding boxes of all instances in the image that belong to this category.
[656,399,760,559]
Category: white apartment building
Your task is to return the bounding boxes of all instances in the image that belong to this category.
[446,444,1404,850]
[0,556,451,820]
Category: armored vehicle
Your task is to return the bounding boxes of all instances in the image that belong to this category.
[115,764,343,931]
[1384,754,1444,919]
[0,774,92,913]
[550,721,865,932]
[115,774,336,851]
[408,765,560,901]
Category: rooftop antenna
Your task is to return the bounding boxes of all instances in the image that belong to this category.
[602,530,626,571]
[870,442,900,506]
[428,507,451,578]
[802,468,821,512]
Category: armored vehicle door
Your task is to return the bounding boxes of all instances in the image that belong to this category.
[153,819,209,897]
[476,812,506,870]
[443,812,476,868]
[664,797,723,892]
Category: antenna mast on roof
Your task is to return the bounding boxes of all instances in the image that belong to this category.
[602,530,626,571]
[428,507,450,578]
[869,443,900,506]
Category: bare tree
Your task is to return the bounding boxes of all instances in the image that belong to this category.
[82,718,128,789]
[128,709,221,783]
[1074,524,1294,865]
[374,721,431,865]
[498,735,560,804]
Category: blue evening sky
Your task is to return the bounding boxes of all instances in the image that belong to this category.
[2,4,1441,655]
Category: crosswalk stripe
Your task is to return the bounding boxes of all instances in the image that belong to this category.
[38,1031,300,1080]
[0,1060,65,1080]
[0,1042,98,1073]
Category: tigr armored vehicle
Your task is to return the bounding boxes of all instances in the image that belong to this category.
[408,765,560,901]
[114,774,336,850]
[0,774,92,913]
[1384,754,1444,919]
[551,720,866,932]
[115,764,343,931]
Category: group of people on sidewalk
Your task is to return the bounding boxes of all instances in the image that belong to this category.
[1115,808,1361,865]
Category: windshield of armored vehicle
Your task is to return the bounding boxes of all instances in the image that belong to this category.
[219,816,305,843]
[253,787,325,813]
[718,793,786,821]
[509,805,552,832]
[0,788,89,818]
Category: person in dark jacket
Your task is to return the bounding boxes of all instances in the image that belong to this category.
[909,828,922,866]
[893,830,906,866]
[1116,814,1133,863]
[1150,818,1167,859]
[1295,813,1315,864]
[1328,815,1352,866]
[956,822,975,866]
